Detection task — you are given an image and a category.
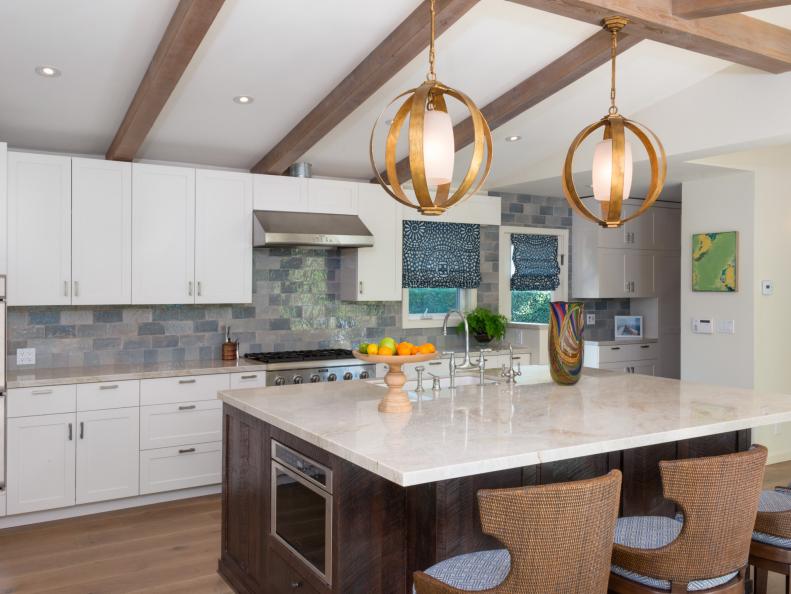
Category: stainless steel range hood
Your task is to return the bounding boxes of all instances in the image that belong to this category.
[253,210,374,248]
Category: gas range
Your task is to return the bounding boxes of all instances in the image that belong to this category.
[244,349,375,386]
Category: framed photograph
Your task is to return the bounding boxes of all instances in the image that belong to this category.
[692,231,738,292]
[614,315,643,339]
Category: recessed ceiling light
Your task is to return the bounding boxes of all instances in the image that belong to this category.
[233,95,254,104]
[505,135,522,142]
[35,65,61,78]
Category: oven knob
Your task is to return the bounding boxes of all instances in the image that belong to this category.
[274,376,286,386]
[327,373,337,381]
[359,370,370,379]
[292,375,304,384]
[343,371,354,381]
[310,374,321,383]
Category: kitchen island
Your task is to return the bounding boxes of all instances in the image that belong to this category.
[217,368,791,594]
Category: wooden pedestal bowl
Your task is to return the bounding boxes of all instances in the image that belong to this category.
[352,350,438,413]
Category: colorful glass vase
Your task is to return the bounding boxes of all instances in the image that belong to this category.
[549,302,585,385]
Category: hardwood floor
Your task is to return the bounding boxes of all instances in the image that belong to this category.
[0,462,789,593]
[0,495,231,594]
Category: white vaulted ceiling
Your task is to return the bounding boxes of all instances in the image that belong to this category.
[1,0,791,194]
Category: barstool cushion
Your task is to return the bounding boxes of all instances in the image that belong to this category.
[611,516,738,591]
[413,549,510,593]
[753,489,791,549]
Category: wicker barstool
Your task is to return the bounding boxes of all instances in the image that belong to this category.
[412,469,622,594]
[750,486,791,594]
[609,444,768,593]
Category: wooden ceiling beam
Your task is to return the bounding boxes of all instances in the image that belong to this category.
[380,30,641,184]
[672,0,791,19]
[509,0,791,73]
[106,0,226,161]
[250,0,479,175]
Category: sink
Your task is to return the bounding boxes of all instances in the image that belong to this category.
[372,375,497,390]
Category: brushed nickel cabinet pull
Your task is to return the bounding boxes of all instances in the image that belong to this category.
[68,423,73,441]
[31,389,53,395]
[64,281,69,297]
[178,405,196,411]
[641,344,650,349]
[79,421,84,439]
[99,384,119,390]
[178,379,196,384]
[188,281,194,297]
[241,374,257,380]
[429,361,442,366]
[197,281,202,296]
[73,281,79,297]
[178,448,196,454]
[359,281,363,295]
[610,347,621,351]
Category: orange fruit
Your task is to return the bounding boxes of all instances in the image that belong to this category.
[379,346,394,356]
[396,343,412,356]
[367,344,379,355]
[410,344,419,355]
[417,344,432,355]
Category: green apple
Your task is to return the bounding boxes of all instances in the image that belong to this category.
[379,337,396,351]
[357,343,368,354]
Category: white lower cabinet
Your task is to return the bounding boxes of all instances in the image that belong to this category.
[598,361,657,376]
[7,413,76,515]
[140,442,222,495]
[76,408,140,504]
[586,342,658,377]
[140,400,222,450]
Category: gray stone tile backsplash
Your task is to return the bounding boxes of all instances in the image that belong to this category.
[7,193,627,370]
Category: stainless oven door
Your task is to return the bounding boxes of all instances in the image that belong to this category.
[271,460,332,585]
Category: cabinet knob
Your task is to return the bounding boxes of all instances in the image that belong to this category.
[290,581,303,589]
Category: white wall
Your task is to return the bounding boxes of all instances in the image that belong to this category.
[680,172,755,389]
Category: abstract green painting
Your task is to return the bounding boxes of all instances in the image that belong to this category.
[692,231,738,292]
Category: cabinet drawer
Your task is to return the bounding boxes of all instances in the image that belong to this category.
[140,400,222,450]
[595,343,657,363]
[8,385,76,417]
[230,371,267,389]
[268,547,323,594]
[139,442,221,494]
[77,380,139,411]
[140,373,229,405]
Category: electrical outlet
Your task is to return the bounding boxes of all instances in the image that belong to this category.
[586,313,596,325]
[16,348,36,366]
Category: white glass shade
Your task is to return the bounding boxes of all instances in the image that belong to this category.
[591,138,633,202]
[422,109,455,186]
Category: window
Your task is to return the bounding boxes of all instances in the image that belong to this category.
[401,221,480,328]
[499,226,568,325]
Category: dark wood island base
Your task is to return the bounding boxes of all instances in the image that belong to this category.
[218,405,751,594]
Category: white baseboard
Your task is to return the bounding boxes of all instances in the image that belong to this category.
[0,484,221,529]
[767,449,791,466]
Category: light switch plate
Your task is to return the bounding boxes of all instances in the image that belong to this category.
[16,348,36,365]
[586,313,596,325]
[762,280,774,295]
[716,319,735,334]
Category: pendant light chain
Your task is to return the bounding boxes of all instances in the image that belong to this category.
[427,0,437,82]
[609,27,618,115]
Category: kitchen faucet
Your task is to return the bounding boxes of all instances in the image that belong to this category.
[442,310,474,369]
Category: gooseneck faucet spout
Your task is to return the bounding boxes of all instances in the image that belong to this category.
[442,310,474,369]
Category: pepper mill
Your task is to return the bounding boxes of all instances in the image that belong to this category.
[222,326,237,361]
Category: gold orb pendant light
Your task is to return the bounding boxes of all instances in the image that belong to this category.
[562,17,667,229]
[370,0,492,216]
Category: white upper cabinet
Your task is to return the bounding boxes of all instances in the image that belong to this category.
[132,163,196,305]
[0,142,7,275]
[7,152,72,306]
[653,206,681,251]
[340,184,402,301]
[306,178,358,214]
[253,174,308,212]
[586,199,654,250]
[194,169,253,304]
[401,192,500,226]
[71,158,132,305]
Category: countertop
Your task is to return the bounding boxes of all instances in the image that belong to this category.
[585,338,658,346]
[7,359,267,389]
[219,367,791,487]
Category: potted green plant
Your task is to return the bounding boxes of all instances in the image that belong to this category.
[459,307,508,344]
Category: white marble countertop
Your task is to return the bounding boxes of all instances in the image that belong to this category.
[7,358,267,388]
[219,367,791,487]
[585,338,658,346]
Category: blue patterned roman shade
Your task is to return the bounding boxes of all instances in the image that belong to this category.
[511,233,560,291]
[402,221,481,289]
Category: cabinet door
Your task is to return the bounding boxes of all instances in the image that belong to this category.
[632,361,656,376]
[596,250,628,298]
[306,178,358,214]
[7,413,76,514]
[623,204,654,249]
[72,158,132,305]
[626,252,655,297]
[7,152,71,306]
[349,184,401,301]
[132,164,196,304]
[653,207,681,251]
[195,170,253,304]
[253,174,307,212]
[76,408,139,504]
[0,142,7,275]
